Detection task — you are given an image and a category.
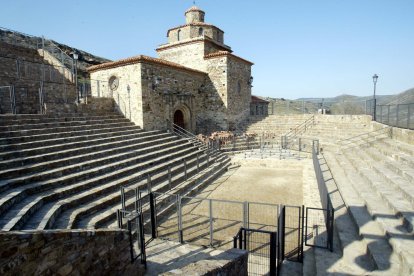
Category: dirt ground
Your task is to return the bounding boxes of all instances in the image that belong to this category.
[156,159,307,251]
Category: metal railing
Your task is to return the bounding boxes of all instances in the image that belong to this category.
[336,126,392,152]
[1,27,74,81]
[375,103,414,130]
[117,209,147,266]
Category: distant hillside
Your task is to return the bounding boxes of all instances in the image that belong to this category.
[260,87,414,115]
[382,88,414,105]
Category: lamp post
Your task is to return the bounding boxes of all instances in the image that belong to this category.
[372,74,378,121]
[71,52,79,103]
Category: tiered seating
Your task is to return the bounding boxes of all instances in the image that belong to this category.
[324,135,414,275]
[0,112,230,231]
[302,115,371,147]
[242,114,313,137]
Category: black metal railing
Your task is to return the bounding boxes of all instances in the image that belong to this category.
[117,209,147,267]
[233,227,280,276]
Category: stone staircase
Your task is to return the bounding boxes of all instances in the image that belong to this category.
[323,135,414,275]
[0,112,230,231]
[241,114,313,137]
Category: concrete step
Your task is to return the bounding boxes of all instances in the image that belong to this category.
[0,142,198,231]
[0,114,124,126]
[318,154,376,274]
[0,124,139,146]
[344,149,414,235]
[0,117,130,132]
[28,151,223,230]
[0,134,177,187]
[0,112,121,124]
[0,119,135,138]
[0,130,165,171]
[100,153,230,230]
[51,152,228,230]
[324,151,401,274]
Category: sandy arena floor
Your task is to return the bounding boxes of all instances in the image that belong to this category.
[156,158,309,252]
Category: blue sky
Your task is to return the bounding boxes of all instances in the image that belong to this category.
[3,0,414,99]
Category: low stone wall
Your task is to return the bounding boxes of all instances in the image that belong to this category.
[160,248,248,276]
[371,121,414,145]
[77,97,116,114]
[0,229,144,276]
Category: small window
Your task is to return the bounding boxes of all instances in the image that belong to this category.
[109,76,119,91]
[177,30,181,41]
[237,80,241,93]
[199,27,204,36]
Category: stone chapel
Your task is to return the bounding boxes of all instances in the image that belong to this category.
[88,5,253,134]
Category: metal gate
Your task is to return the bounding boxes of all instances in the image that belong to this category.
[282,205,304,262]
[305,207,334,251]
[234,228,281,276]
[0,86,16,114]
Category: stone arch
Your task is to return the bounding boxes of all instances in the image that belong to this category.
[173,104,191,131]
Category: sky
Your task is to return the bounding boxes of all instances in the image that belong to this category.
[2,0,414,99]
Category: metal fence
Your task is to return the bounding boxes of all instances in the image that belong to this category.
[267,99,369,115]
[375,103,414,130]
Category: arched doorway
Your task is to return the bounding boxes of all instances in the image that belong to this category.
[174,109,185,129]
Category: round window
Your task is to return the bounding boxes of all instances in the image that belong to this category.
[109,76,119,91]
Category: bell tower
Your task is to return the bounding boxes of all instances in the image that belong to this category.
[185,6,205,23]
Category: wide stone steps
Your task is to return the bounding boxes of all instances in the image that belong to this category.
[57,152,228,230]
[0,141,198,231]
[0,114,124,126]
[0,131,168,177]
[29,149,215,230]
[0,136,179,202]
[0,117,131,132]
[101,153,230,230]
[343,149,414,234]
[323,151,401,274]
[0,129,165,171]
[0,119,134,138]
[0,124,139,146]
[0,127,140,152]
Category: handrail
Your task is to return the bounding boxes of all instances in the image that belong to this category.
[336,127,391,151]
[285,115,315,138]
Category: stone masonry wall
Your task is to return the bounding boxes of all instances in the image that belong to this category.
[371,121,414,145]
[226,56,252,130]
[157,42,207,72]
[0,229,143,276]
[90,63,143,127]
[140,62,206,131]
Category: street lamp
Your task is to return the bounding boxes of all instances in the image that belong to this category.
[372,74,378,121]
[71,51,79,103]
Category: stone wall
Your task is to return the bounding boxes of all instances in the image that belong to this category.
[160,248,248,276]
[226,56,252,130]
[90,63,143,126]
[140,62,206,131]
[0,229,143,276]
[157,42,207,71]
[371,121,414,145]
[0,41,77,114]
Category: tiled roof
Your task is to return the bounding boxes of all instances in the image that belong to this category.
[167,22,224,35]
[204,51,254,65]
[251,96,269,103]
[87,55,207,75]
[185,6,205,14]
[156,37,231,52]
